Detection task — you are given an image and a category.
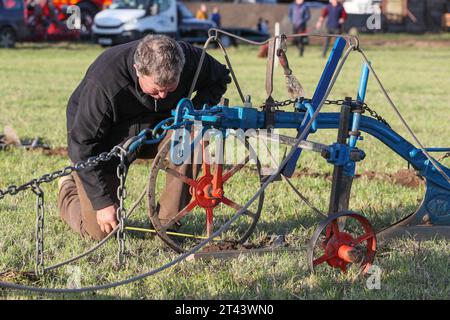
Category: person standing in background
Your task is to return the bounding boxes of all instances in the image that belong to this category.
[316,0,347,58]
[260,19,269,34]
[288,0,311,57]
[196,3,208,20]
[211,7,221,27]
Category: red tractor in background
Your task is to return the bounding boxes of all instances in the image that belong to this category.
[51,0,111,37]
[25,0,77,41]
[1,0,111,46]
[25,0,111,40]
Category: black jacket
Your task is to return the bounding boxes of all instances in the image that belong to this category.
[67,40,230,210]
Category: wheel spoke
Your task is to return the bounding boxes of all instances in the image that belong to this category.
[202,141,211,177]
[221,197,256,219]
[162,165,197,187]
[206,207,214,237]
[330,221,341,240]
[161,200,198,231]
[313,253,335,266]
[222,155,250,182]
[353,232,375,245]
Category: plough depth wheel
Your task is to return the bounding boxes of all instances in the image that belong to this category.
[307,211,377,273]
[147,135,264,253]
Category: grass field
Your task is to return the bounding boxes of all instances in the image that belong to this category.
[0,36,449,299]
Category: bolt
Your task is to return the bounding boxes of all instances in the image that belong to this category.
[422,214,431,224]
[196,190,203,196]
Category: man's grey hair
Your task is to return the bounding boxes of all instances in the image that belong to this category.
[134,35,185,86]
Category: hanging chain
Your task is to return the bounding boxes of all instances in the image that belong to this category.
[116,149,128,268]
[0,118,184,274]
[0,149,120,201]
[259,97,391,128]
[31,182,45,276]
[0,148,123,276]
[362,103,391,128]
[438,152,450,162]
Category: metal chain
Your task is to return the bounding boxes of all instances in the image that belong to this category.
[0,149,119,201]
[0,147,123,277]
[116,149,128,268]
[362,103,391,128]
[259,98,391,127]
[438,152,450,162]
[31,182,45,276]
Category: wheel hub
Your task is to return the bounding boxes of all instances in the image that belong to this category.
[323,231,363,272]
[191,176,223,208]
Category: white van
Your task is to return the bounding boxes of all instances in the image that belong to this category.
[93,0,216,45]
[93,0,270,46]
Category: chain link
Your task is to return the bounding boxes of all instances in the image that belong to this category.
[259,97,391,127]
[31,183,45,276]
[0,149,119,201]
[438,152,450,162]
[0,147,122,276]
[116,149,127,268]
[362,103,391,128]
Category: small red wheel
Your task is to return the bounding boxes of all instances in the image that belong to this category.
[307,211,377,273]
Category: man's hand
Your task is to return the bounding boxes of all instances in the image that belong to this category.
[315,19,323,30]
[97,204,118,234]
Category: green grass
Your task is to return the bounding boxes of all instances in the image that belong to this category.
[0,39,449,299]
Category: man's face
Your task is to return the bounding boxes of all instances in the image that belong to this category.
[296,0,304,5]
[135,67,178,100]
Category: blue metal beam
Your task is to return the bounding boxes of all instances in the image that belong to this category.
[282,37,347,177]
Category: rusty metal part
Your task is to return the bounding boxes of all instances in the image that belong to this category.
[265,38,276,102]
[438,152,450,162]
[147,136,265,253]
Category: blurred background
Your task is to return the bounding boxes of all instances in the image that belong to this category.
[1,0,449,48]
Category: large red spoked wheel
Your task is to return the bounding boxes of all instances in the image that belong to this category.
[148,134,264,253]
[307,211,377,273]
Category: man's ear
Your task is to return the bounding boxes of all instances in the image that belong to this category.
[133,64,141,78]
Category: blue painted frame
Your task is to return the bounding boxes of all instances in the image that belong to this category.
[164,36,450,226]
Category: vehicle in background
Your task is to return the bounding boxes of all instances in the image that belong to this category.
[26,0,80,41]
[93,0,269,46]
[1,0,84,48]
[343,0,381,15]
[342,0,382,33]
[0,0,28,48]
[52,0,112,37]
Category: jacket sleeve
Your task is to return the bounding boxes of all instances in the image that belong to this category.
[341,7,347,20]
[305,6,311,22]
[67,79,116,210]
[186,43,231,108]
[288,4,293,23]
